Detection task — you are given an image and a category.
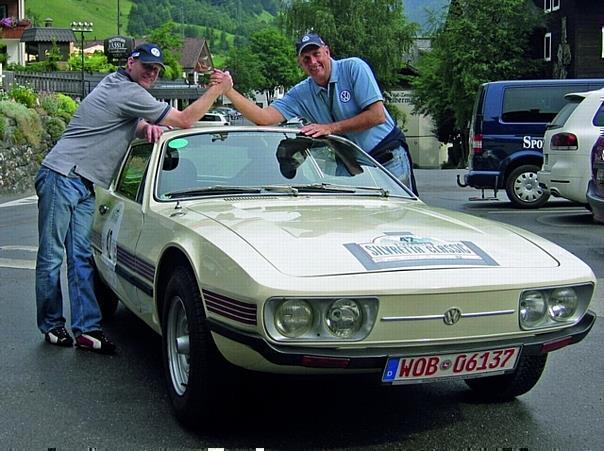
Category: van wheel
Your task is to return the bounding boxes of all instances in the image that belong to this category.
[505,165,550,208]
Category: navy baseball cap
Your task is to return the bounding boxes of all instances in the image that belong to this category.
[130,43,165,69]
[295,33,326,56]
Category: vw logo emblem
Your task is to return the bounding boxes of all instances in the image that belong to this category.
[443,308,462,325]
[340,90,351,103]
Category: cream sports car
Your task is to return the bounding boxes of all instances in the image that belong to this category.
[92,125,596,425]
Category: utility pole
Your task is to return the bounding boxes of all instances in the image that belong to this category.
[71,21,93,99]
[117,0,121,34]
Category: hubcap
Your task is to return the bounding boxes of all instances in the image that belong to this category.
[513,171,544,202]
[167,296,190,395]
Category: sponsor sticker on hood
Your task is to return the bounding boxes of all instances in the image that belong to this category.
[344,232,498,270]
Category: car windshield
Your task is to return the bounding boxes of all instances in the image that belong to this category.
[155,130,413,200]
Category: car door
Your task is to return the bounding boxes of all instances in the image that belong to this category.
[93,142,154,314]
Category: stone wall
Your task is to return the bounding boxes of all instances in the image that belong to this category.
[0,116,54,194]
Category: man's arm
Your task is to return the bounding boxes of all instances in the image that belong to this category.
[160,76,233,129]
[300,101,386,138]
[223,86,284,125]
[210,70,284,125]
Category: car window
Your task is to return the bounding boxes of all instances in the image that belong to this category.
[115,143,154,202]
[549,98,582,128]
[156,131,411,199]
[501,85,589,123]
[593,103,604,127]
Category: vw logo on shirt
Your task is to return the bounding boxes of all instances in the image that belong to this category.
[340,90,351,103]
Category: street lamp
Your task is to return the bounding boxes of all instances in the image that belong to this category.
[71,21,93,98]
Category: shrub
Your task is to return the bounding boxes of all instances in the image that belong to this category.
[45,116,66,142]
[0,100,43,146]
[39,92,77,123]
[9,85,37,108]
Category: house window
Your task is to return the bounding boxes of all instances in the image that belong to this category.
[544,32,552,61]
[544,0,551,12]
[552,0,560,11]
[0,5,7,18]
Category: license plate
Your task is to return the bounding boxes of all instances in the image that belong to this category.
[382,347,520,384]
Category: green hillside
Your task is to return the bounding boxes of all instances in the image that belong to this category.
[27,0,133,42]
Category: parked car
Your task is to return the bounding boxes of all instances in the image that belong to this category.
[459,79,604,208]
[212,106,242,120]
[538,88,604,206]
[198,111,230,126]
[92,125,596,426]
[586,134,604,222]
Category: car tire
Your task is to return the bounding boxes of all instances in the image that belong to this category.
[505,164,550,208]
[465,353,547,401]
[93,267,119,320]
[161,266,222,426]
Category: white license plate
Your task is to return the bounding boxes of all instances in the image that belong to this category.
[382,347,520,384]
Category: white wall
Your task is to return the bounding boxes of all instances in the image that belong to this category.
[389,90,448,169]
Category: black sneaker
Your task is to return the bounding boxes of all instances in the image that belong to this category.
[75,330,116,355]
[45,326,74,347]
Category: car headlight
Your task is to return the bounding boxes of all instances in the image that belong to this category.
[548,287,578,321]
[265,297,378,342]
[274,300,313,338]
[519,284,592,330]
[520,290,547,328]
[326,299,363,338]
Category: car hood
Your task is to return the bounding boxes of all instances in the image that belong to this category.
[185,198,559,277]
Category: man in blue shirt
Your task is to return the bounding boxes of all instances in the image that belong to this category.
[214,33,416,193]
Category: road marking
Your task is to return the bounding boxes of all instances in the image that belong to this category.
[485,208,587,214]
[0,246,37,270]
[0,257,35,270]
[0,195,37,208]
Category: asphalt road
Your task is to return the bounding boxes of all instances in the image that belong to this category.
[1,170,602,449]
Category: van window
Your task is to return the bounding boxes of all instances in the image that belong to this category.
[594,103,604,127]
[501,86,584,123]
[549,98,582,128]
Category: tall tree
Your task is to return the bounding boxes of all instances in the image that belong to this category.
[225,46,267,97]
[248,27,302,103]
[149,21,184,80]
[280,0,416,90]
[411,0,544,164]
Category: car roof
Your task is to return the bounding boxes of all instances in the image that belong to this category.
[482,79,604,88]
[564,87,604,101]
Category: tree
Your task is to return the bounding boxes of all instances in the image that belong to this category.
[224,46,266,97]
[149,21,184,80]
[279,0,416,91]
[411,0,544,165]
[248,28,302,103]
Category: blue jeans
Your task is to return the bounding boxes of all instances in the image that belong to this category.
[35,166,102,335]
[382,145,412,189]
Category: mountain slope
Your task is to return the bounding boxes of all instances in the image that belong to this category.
[27,0,134,41]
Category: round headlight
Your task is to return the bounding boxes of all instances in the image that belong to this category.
[520,290,547,328]
[325,299,363,338]
[274,300,313,338]
[548,287,578,321]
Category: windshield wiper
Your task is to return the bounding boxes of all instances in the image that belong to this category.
[293,183,390,197]
[163,185,262,198]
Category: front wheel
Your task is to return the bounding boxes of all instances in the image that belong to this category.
[465,353,547,401]
[505,164,550,208]
[162,266,221,426]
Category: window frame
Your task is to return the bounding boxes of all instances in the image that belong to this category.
[115,142,154,203]
[544,0,552,12]
[544,32,552,61]
[552,0,560,11]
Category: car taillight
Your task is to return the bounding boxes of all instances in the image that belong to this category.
[471,134,483,155]
[591,136,604,180]
[550,133,578,150]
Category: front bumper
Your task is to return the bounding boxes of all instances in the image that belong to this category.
[208,311,596,370]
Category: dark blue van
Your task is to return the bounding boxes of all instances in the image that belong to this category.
[458,79,604,208]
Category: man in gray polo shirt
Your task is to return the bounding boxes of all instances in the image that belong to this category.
[36,43,232,354]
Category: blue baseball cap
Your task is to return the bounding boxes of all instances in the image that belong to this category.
[295,33,326,56]
[130,43,165,69]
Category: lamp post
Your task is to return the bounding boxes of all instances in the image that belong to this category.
[70,21,93,98]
